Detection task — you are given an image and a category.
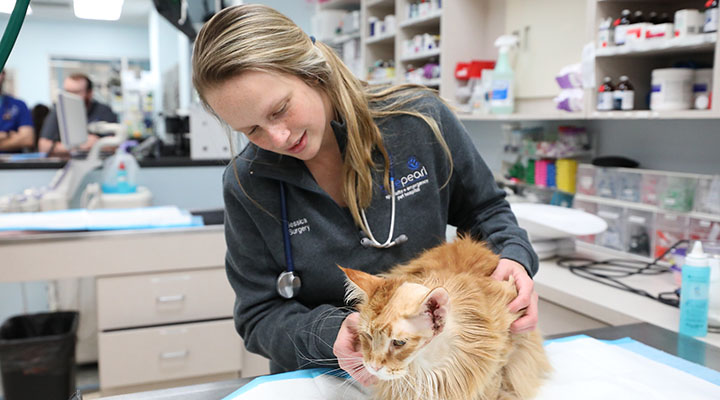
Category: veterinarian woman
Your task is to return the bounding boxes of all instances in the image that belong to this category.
[192,4,539,385]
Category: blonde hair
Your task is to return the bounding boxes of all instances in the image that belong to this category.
[192,4,452,232]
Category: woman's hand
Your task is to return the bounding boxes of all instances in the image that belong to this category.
[491,258,539,334]
[333,312,377,387]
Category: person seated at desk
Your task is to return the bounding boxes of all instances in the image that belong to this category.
[38,73,117,156]
[0,70,35,152]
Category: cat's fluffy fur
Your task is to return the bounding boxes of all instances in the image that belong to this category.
[340,237,552,400]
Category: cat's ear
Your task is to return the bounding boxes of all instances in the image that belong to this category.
[337,265,383,303]
[410,287,450,336]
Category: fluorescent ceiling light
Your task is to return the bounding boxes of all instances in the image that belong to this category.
[74,0,124,21]
[0,1,32,15]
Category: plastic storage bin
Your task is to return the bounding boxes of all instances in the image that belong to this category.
[694,176,720,214]
[658,176,697,212]
[654,212,688,258]
[641,172,665,206]
[625,209,654,257]
[596,204,625,251]
[616,170,642,202]
[689,217,720,241]
[576,164,596,195]
[0,311,79,400]
[595,168,618,199]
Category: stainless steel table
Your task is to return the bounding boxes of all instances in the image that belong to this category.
[104,322,720,399]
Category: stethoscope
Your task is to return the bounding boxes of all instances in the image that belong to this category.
[276,169,407,299]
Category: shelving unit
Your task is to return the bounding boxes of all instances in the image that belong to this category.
[315,0,362,78]
[360,0,490,97]
[588,0,720,119]
[457,1,720,122]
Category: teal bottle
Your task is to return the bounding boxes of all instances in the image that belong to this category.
[679,241,710,337]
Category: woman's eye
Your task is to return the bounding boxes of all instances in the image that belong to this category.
[273,103,287,117]
[392,339,406,347]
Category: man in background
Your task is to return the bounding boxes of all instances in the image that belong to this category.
[38,73,117,156]
[0,70,35,152]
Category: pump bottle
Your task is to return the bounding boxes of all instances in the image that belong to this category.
[679,240,711,337]
[490,35,518,115]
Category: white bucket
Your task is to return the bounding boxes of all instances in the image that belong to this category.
[650,68,694,111]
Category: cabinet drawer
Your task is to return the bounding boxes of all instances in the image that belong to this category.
[97,268,234,330]
[99,319,242,389]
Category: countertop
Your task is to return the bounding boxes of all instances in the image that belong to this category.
[101,322,720,399]
[0,156,229,169]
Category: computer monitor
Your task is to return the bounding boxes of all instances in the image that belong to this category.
[57,91,88,150]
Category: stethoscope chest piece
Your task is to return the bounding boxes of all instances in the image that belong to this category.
[277,270,301,299]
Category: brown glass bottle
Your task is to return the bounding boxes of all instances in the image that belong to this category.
[613,76,635,111]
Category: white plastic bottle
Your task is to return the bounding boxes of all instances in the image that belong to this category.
[679,241,711,337]
[490,35,518,115]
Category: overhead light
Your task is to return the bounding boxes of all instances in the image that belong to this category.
[73,0,124,21]
[0,1,32,15]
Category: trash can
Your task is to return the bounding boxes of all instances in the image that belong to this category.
[0,311,79,400]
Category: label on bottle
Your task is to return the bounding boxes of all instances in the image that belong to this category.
[706,8,718,33]
[619,90,634,110]
[492,80,510,101]
[598,28,612,48]
[614,25,628,45]
[612,90,634,110]
[597,92,614,110]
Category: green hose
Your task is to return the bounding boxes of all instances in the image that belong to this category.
[0,0,30,72]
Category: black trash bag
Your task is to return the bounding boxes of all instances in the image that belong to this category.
[0,311,79,400]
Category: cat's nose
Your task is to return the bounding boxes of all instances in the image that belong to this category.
[366,363,381,374]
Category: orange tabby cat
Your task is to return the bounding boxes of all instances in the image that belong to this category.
[339,237,552,400]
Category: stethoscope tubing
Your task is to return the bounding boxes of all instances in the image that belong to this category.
[279,182,295,273]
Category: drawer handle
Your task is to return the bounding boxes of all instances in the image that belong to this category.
[156,294,186,303]
[160,350,189,360]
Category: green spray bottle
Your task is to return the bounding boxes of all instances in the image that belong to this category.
[490,35,519,115]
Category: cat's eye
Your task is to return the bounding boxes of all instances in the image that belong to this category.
[392,339,406,347]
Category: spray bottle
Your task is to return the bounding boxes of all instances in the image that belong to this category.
[490,35,519,115]
[679,240,711,337]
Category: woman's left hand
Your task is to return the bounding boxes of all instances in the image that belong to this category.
[491,258,538,334]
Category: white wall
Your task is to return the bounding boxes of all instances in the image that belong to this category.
[1,16,149,108]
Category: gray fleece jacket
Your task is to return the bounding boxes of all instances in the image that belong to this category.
[222,92,537,373]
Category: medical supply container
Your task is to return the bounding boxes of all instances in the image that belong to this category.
[613,76,635,110]
[650,68,694,111]
[597,77,615,111]
[679,241,710,337]
[101,141,139,194]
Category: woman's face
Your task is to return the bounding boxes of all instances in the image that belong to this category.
[204,70,334,162]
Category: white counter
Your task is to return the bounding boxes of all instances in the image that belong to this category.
[535,254,720,348]
[0,225,225,282]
